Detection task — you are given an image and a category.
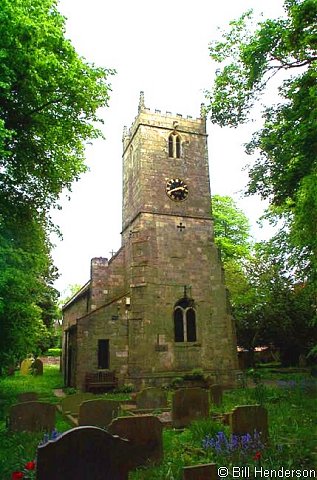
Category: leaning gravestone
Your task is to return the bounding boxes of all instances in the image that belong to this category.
[136,387,168,410]
[32,358,43,376]
[183,463,218,480]
[230,405,269,442]
[36,426,133,480]
[60,393,96,416]
[210,384,223,407]
[9,401,55,432]
[20,357,34,375]
[108,414,163,466]
[172,388,209,428]
[78,399,120,428]
[18,392,38,403]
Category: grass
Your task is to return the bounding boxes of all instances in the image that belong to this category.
[0,365,70,478]
[130,372,317,479]
[0,367,316,479]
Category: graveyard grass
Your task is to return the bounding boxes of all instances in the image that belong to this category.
[0,367,316,479]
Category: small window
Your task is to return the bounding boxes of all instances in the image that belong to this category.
[168,133,181,158]
[98,339,109,369]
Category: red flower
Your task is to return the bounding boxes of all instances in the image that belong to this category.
[254,451,262,461]
[25,461,36,470]
[12,472,24,479]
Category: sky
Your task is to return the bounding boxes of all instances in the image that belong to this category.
[52,0,286,296]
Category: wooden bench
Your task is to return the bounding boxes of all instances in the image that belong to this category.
[85,371,118,393]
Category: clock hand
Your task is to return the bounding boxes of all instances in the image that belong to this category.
[168,186,185,194]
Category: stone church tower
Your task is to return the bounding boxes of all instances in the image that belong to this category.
[62,93,238,390]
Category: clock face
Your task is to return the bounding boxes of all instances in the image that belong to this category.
[166,178,189,202]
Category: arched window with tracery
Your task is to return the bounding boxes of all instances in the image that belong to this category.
[173,298,196,342]
[168,133,181,159]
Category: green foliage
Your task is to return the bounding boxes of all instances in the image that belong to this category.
[0,219,58,368]
[113,383,135,394]
[211,196,316,363]
[232,239,317,364]
[211,195,251,261]
[0,0,114,370]
[131,373,316,479]
[0,0,114,212]
[0,365,72,477]
[169,377,184,389]
[45,348,62,357]
[188,419,227,444]
[206,0,317,292]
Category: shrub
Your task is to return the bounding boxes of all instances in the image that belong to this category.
[113,383,134,394]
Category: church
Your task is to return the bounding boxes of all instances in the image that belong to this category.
[62,93,238,390]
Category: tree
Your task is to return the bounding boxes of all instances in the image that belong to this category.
[0,0,114,213]
[239,240,317,365]
[211,196,317,365]
[211,195,252,261]
[206,0,317,286]
[0,0,114,370]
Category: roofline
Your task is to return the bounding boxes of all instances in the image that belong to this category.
[62,281,90,311]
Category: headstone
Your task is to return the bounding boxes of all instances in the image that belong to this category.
[20,357,34,375]
[9,401,55,432]
[183,463,218,480]
[230,405,269,442]
[78,399,120,428]
[210,384,223,407]
[36,426,131,480]
[136,387,168,410]
[32,358,43,375]
[108,414,163,466]
[60,393,95,416]
[172,388,209,428]
[18,392,38,403]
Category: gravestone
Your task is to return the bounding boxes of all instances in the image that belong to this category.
[32,358,43,375]
[136,387,168,410]
[210,384,223,407]
[172,388,209,428]
[36,426,131,480]
[230,405,269,442]
[9,401,55,432]
[108,414,163,465]
[60,393,95,416]
[18,392,38,403]
[78,399,120,428]
[20,357,34,375]
[183,463,218,480]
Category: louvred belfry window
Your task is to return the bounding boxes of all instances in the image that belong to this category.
[168,133,181,158]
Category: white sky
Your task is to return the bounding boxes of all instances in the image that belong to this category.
[52,0,286,296]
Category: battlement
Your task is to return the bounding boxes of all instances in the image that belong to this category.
[122,92,206,151]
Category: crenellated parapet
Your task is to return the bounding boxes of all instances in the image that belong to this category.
[122,91,206,154]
